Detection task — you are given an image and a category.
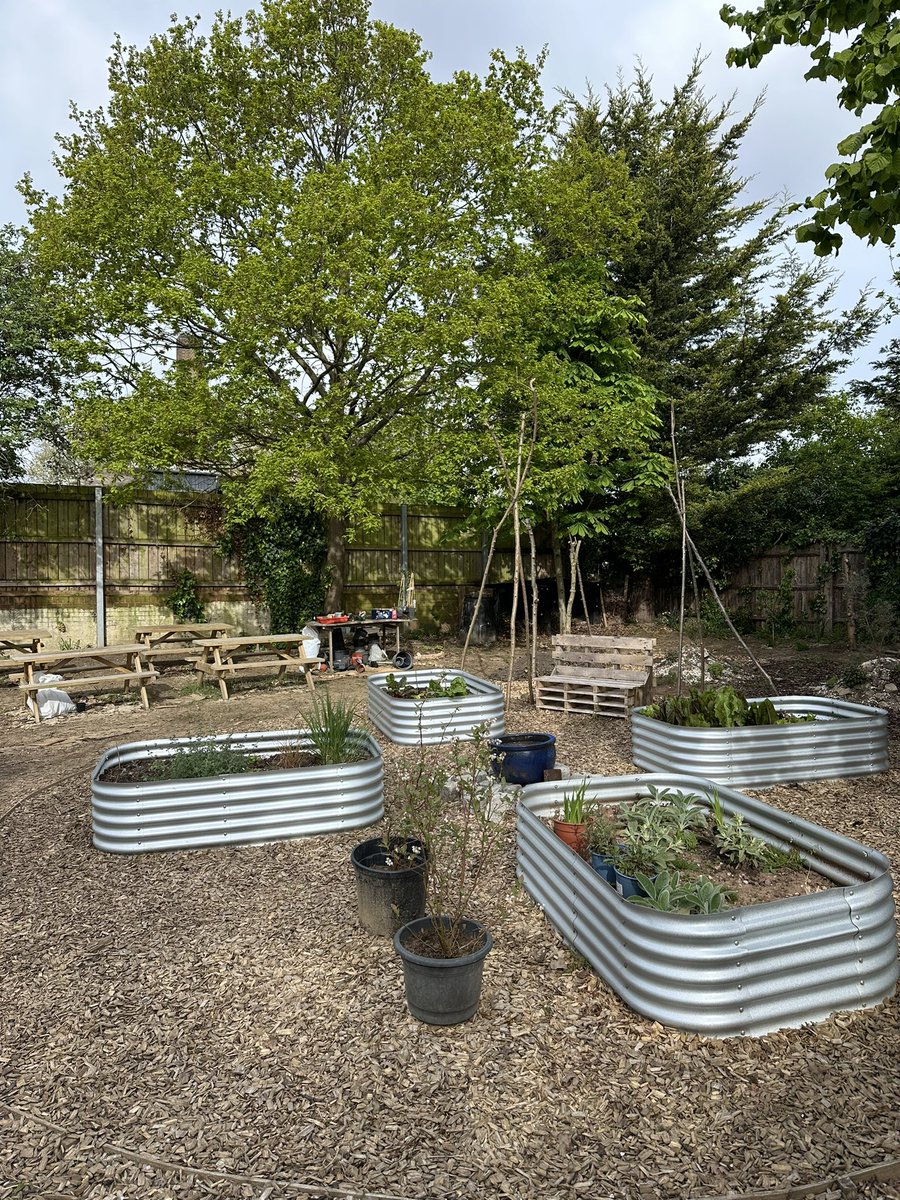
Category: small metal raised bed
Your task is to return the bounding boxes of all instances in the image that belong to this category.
[367,669,505,745]
[632,695,888,787]
[92,729,384,853]
[517,773,898,1037]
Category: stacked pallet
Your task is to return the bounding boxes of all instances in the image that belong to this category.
[535,634,655,719]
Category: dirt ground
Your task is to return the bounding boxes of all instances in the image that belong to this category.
[1,625,898,1200]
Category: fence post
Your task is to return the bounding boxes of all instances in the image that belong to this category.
[819,544,833,633]
[400,503,409,581]
[94,485,106,645]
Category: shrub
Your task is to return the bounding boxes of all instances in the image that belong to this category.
[165,567,206,623]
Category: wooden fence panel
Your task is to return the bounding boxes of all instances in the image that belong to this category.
[721,545,867,630]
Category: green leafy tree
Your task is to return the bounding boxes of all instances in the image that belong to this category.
[0,225,65,478]
[22,0,557,602]
[852,336,900,410]
[688,394,896,574]
[721,0,900,253]
[426,126,669,627]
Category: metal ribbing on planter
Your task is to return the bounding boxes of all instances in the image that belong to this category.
[367,670,505,744]
[92,729,384,853]
[631,696,889,787]
[516,773,898,1037]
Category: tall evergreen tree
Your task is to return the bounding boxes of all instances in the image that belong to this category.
[566,60,881,468]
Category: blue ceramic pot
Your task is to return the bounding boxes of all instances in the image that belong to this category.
[590,851,617,886]
[614,867,649,899]
[489,733,556,785]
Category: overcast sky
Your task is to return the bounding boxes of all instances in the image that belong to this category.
[1,0,896,375]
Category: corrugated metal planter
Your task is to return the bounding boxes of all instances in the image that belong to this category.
[367,670,505,745]
[517,773,898,1037]
[92,729,383,854]
[632,696,889,787]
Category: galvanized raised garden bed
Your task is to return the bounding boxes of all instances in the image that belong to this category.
[367,670,505,745]
[92,729,384,853]
[517,773,898,1037]
[632,695,889,787]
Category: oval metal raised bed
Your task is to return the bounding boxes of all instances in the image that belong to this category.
[517,773,898,1037]
[632,695,889,787]
[92,729,384,853]
[367,669,505,745]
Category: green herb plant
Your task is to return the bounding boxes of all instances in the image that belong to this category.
[385,673,469,700]
[627,869,736,914]
[644,686,813,729]
[583,804,619,856]
[149,740,258,780]
[560,781,588,825]
[710,794,772,869]
[304,694,362,764]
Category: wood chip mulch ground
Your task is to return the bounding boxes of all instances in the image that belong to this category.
[0,646,898,1200]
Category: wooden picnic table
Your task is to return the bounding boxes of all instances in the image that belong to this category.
[11,643,157,723]
[192,634,323,701]
[133,621,236,667]
[133,621,236,647]
[0,629,53,655]
[0,629,54,674]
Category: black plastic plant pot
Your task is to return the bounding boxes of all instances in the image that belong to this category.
[489,732,556,785]
[351,838,427,937]
[393,916,493,1025]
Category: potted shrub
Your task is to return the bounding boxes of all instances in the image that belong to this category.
[392,726,510,1024]
[552,781,588,854]
[351,832,427,937]
[613,794,684,898]
[613,837,672,899]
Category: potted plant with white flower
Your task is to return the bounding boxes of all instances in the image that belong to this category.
[392,725,512,1024]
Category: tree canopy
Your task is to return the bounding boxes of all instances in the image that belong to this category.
[23,0,667,575]
[566,62,881,468]
[23,0,553,518]
[721,0,900,254]
[0,224,65,478]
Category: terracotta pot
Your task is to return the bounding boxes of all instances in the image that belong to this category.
[553,818,587,855]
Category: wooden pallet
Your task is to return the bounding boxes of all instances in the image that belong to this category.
[535,674,641,717]
[535,634,655,719]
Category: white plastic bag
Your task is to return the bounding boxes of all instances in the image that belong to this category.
[26,672,76,720]
[300,624,321,659]
[367,641,390,665]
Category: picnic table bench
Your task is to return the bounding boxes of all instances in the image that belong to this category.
[192,634,324,701]
[11,643,157,723]
[133,622,236,666]
[0,629,53,674]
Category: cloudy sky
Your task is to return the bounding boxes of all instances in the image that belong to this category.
[1,0,896,373]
